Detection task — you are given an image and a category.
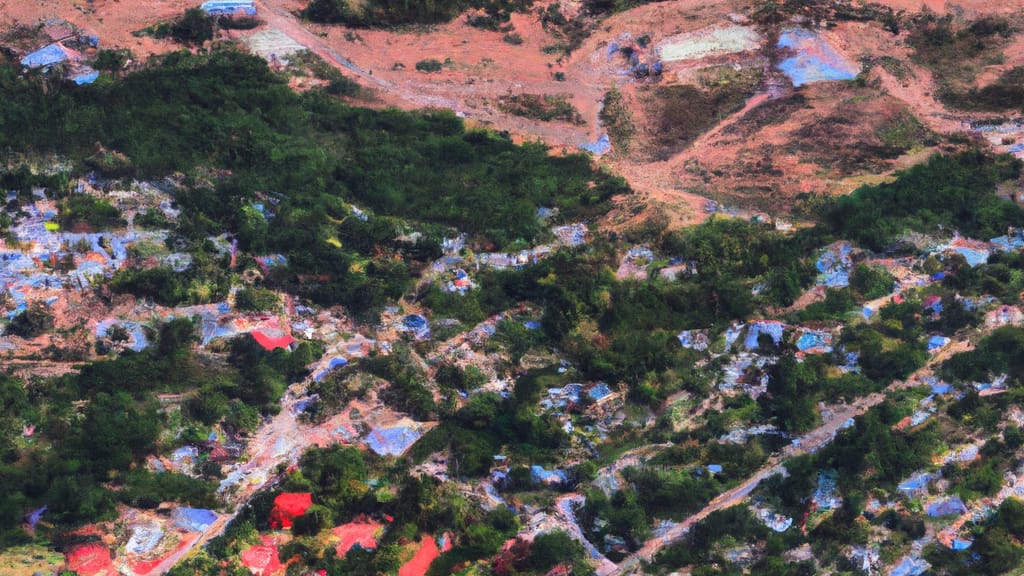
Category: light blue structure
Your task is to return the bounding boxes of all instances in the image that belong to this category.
[200,1,257,16]
[71,69,99,85]
[21,44,72,69]
[173,507,217,532]
[777,28,858,87]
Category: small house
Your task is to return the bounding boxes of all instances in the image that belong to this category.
[21,43,80,70]
[200,0,257,16]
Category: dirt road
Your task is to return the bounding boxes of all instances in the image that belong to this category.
[253,0,601,148]
[253,0,385,87]
[610,398,871,574]
[609,339,968,574]
[554,494,619,576]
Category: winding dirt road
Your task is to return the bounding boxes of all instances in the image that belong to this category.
[608,336,975,574]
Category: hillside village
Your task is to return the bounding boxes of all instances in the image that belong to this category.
[2,1,1024,576]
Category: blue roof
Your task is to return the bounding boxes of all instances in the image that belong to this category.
[927,335,950,351]
[991,233,1024,251]
[72,70,99,85]
[21,44,71,69]
[530,465,570,485]
[953,247,989,267]
[951,538,973,551]
[200,0,257,15]
[777,29,858,87]
[581,133,611,155]
[173,507,217,532]
[927,497,967,517]
[796,331,831,352]
[366,426,422,456]
[403,314,428,329]
[743,321,785,350]
[588,382,613,401]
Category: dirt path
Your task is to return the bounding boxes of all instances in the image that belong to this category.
[253,0,601,148]
[253,0,386,88]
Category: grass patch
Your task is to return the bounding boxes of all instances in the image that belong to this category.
[415,58,444,73]
[906,14,1016,108]
[645,67,760,159]
[599,85,635,154]
[722,93,807,138]
[945,66,1024,112]
[498,93,585,124]
[876,111,932,150]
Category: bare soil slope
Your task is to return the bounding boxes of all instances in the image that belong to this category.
[5,0,1024,226]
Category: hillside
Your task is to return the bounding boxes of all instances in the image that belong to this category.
[1,2,1024,576]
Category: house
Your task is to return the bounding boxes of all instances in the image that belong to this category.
[268,493,312,529]
[250,330,296,351]
[240,539,280,576]
[200,0,257,16]
[21,43,81,70]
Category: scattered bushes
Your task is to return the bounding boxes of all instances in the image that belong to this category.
[306,0,533,27]
[497,93,585,124]
[600,85,635,153]
[822,150,1023,250]
[415,58,444,73]
[217,16,263,30]
[6,304,54,338]
[907,14,1016,108]
[171,8,215,45]
[235,287,281,312]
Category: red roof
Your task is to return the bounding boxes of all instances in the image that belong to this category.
[240,542,281,576]
[251,331,296,351]
[268,492,312,529]
[66,542,115,576]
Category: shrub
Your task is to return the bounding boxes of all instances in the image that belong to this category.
[235,287,281,312]
[93,49,133,72]
[218,16,263,30]
[326,76,360,97]
[171,8,215,45]
[600,85,635,153]
[415,59,443,73]
[498,93,585,124]
[502,32,524,45]
[6,305,54,338]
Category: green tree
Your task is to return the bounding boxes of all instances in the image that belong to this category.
[172,8,215,45]
[6,304,54,338]
[528,530,587,572]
